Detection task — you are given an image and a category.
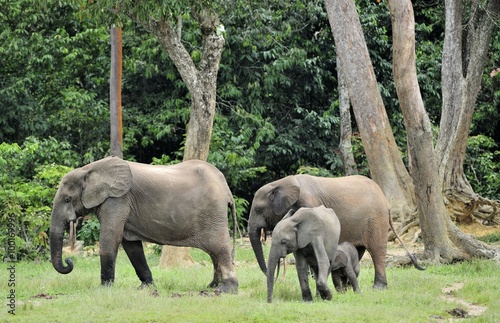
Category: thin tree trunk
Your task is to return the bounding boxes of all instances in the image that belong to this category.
[337,57,357,176]
[110,25,123,159]
[324,0,416,221]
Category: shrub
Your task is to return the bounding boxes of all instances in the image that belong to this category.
[77,216,101,246]
[0,138,76,261]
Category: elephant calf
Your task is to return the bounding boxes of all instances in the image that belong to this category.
[331,242,361,293]
[266,205,341,303]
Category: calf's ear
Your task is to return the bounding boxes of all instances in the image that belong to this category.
[292,211,323,249]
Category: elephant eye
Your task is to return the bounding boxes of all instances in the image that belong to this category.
[255,208,262,214]
[64,197,71,203]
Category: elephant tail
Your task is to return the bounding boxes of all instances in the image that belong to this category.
[389,211,426,271]
[229,199,237,262]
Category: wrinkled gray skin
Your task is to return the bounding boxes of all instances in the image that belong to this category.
[266,206,341,303]
[249,174,421,290]
[331,242,360,293]
[50,156,238,293]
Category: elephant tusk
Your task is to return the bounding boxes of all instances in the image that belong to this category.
[260,228,267,242]
[278,257,287,284]
[274,258,281,284]
[69,221,75,251]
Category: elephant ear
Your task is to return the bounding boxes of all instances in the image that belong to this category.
[293,209,324,249]
[81,157,132,209]
[268,176,300,216]
[331,249,348,271]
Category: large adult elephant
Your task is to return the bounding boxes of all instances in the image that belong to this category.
[50,156,238,293]
[248,174,422,289]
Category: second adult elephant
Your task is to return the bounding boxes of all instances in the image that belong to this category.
[50,157,238,293]
[248,174,422,289]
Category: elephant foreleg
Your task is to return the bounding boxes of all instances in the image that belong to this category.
[345,265,360,293]
[100,253,116,285]
[294,253,313,302]
[99,230,121,285]
[332,270,344,292]
[311,240,332,300]
[97,204,128,286]
[122,239,154,288]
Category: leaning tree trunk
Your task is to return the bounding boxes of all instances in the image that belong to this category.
[129,7,225,268]
[436,0,500,226]
[324,0,417,222]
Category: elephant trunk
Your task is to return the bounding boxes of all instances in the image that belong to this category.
[249,227,267,274]
[266,254,281,303]
[50,216,73,274]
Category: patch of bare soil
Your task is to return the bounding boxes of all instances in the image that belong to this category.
[458,222,500,238]
[439,282,487,320]
[16,293,60,308]
[382,222,500,267]
[171,290,221,298]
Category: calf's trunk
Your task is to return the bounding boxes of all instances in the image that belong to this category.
[266,254,281,303]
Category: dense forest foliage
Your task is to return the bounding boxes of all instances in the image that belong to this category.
[1,0,499,260]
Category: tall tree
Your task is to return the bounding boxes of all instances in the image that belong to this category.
[325,0,500,262]
[110,24,123,158]
[77,1,226,267]
[389,0,499,261]
[387,0,460,261]
[324,0,417,221]
[126,3,224,268]
[437,0,500,223]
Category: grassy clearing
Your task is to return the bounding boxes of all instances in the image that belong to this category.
[2,242,500,323]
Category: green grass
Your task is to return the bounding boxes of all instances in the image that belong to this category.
[2,242,500,322]
[476,232,500,244]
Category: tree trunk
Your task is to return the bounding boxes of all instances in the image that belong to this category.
[337,57,357,176]
[324,0,416,221]
[437,0,500,225]
[109,25,123,159]
[129,8,225,268]
[389,0,499,261]
[387,0,460,262]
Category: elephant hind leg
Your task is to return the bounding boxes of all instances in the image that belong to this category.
[368,247,387,289]
[122,239,154,287]
[356,246,366,260]
[206,249,238,294]
[208,255,221,288]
